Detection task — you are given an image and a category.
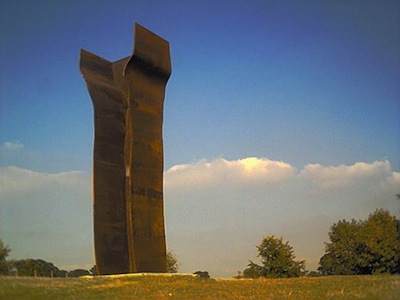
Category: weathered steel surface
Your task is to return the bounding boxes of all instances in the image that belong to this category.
[80,23,171,275]
[80,51,130,275]
[125,24,171,273]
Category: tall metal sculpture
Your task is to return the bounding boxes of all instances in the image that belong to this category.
[80,23,171,275]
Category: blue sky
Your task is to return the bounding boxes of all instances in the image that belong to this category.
[1,1,399,277]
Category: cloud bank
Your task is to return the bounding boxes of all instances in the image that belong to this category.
[0,166,93,270]
[166,157,296,189]
[1,158,399,276]
[301,160,395,189]
[164,158,399,277]
[1,166,88,198]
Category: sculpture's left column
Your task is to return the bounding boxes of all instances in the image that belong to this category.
[80,50,132,275]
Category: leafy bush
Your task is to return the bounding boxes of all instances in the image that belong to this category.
[194,271,210,278]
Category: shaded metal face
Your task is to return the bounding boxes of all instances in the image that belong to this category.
[80,23,171,275]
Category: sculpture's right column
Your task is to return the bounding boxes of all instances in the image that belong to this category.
[124,24,172,272]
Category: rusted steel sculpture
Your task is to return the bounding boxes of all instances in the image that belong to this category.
[80,23,171,275]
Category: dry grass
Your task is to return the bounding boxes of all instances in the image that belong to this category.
[1,274,399,299]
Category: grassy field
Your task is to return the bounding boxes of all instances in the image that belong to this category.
[0,274,399,299]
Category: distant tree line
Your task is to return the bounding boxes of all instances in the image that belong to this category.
[0,253,92,278]
[0,241,179,277]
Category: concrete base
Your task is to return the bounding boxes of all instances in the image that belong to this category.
[80,273,197,279]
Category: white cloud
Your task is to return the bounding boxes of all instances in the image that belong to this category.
[301,160,395,189]
[2,141,24,151]
[165,157,297,190]
[0,140,44,171]
[0,166,89,199]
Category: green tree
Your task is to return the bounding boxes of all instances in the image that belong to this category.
[319,209,400,275]
[0,239,11,275]
[167,251,179,273]
[318,219,361,275]
[243,235,306,278]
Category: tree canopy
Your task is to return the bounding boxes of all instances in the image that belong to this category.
[8,259,68,277]
[0,239,11,275]
[243,235,306,278]
[167,251,179,273]
[319,209,400,275]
